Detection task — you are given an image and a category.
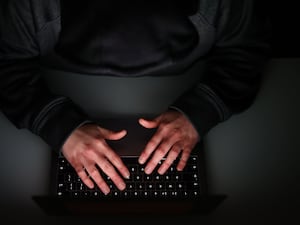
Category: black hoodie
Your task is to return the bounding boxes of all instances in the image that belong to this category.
[0,0,271,151]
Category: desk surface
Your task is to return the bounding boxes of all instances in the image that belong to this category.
[0,58,299,225]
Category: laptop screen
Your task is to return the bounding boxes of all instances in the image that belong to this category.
[40,59,204,121]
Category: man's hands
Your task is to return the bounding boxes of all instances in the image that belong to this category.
[61,110,199,194]
[62,123,130,195]
[138,110,200,175]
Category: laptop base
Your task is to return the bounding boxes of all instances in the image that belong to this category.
[32,194,226,216]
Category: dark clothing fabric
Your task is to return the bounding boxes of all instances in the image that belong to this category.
[0,0,271,151]
[53,0,199,76]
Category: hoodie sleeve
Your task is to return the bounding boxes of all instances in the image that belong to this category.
[172,0,271,137]
[0,0,90,152]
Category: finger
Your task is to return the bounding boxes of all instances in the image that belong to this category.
[139,118,160,129]
[97,158,126,191]
[144,139,174,174]
[177,150,191,171]
[98,127,127,140]
[105,149,130,179]
[138,132,163,165]
[85,165,110,195]
[158,145,182,175]
[75,166,95,190]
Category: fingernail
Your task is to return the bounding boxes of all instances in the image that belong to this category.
[88,181,94,189]
[138,158,145,164]
[158,168,164,175]
[177,166,183,171]
[139,155,146,164]
[145,166,151,174]
[119,182,126,190]
[103,188,110,195]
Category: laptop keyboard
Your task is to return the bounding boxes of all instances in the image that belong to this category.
[57,156,201,199]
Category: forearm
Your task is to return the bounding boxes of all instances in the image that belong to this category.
[0,58,90,151]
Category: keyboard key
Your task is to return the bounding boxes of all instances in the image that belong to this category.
[127,183,136,190]
[81,192,90,197]
[144,175,152,181]
[156,183,165,190]
[56,156,202,199]
[137,183,144,190]
[121,191,130,198]
[146,183,154,190]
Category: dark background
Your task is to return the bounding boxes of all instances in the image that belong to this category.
[268,1,300,57]
[0,1,299,225]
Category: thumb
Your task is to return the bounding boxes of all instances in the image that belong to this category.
[98,127,127,140]
[139,117,160,129]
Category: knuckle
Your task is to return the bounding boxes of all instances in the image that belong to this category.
[102,162,114,173]
[173,131,182,140]
[93,138,105,148]
[107,151,120,162]
[173,147,181,154]
[108,173,119,182]
[160,124,170,133]
[82,179,91,187]
[77,172,85,181]
[82,148,95,158]
[68,158,78,167]
[156,148,167,157]
[180,158,188,165]
[90,169,99,177]
[110,157,121,166]
[96,179,106,188]
[180,156,189,164]
[183,146,192,154]
[169,150,180,159]
[101,163,110,171]
[173,143,182,152]
[178,162,187,170]
[115,163,126,171]
[75,166,84,174]
[146,140,158,150]
[115,157,123,166]
[148,160,157,168]
[163,160,172,168]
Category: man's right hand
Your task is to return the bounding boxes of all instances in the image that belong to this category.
[61,123,130,195]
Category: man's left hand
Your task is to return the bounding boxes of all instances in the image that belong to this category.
[138,110,200,174]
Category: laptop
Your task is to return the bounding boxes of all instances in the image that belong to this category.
[33,60,226,216]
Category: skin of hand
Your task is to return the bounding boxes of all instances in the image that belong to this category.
[138,110,200,175]
[62,123,130,195]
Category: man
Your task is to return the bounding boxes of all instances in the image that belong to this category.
[0,0,270,195]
